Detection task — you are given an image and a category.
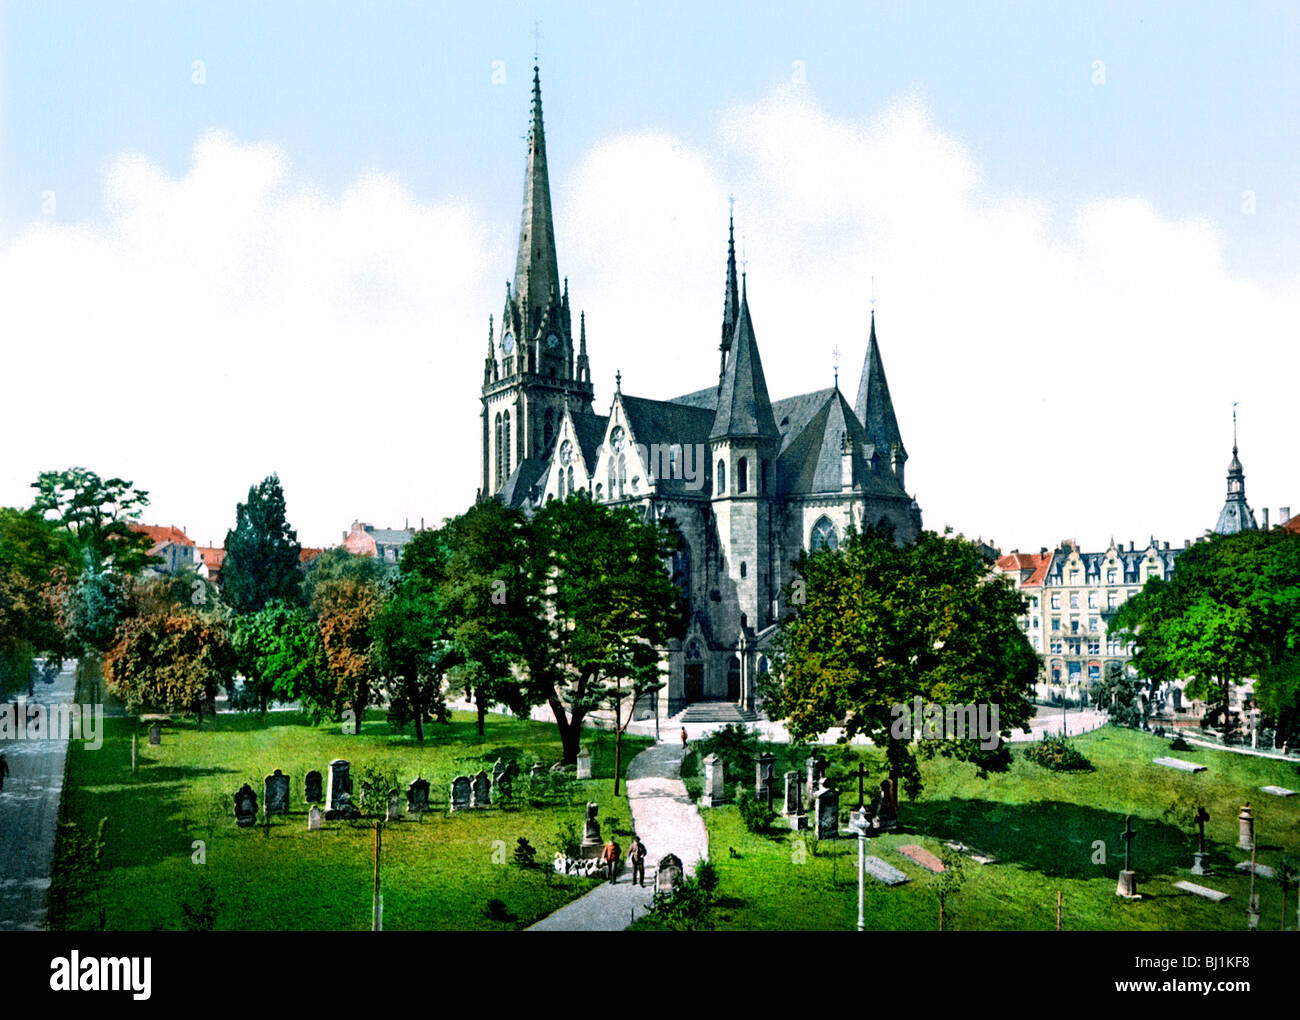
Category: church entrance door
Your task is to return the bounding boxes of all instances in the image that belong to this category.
[685,663,704,702]
[727,657,741,701]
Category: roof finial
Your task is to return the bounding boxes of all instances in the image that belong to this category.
[615,369,622,393]
[832,344,841,389]
[534,20,542,64]
[1233,401,1239,453]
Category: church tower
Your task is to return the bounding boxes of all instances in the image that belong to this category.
[1214,408,1258,535]
[709,248,781,641]
[481,66,594,498]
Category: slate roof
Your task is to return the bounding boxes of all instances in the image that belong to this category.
[570,410,609,472]
[667,386,719,410]
[709,284,780,441]
[498,457,549,508]
[1044,544,1182,586]
[774,388,908,498]
[854,313,905,457]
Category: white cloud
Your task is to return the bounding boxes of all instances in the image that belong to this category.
[2,92,1296,554]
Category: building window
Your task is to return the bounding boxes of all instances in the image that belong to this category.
[1032,617,1038,629]
[1032,636,1039,650]
[1070,593,1079,609]
[1087,592,1097,609]
[1107,569,1117,584]
[738,456,748,493]
[716,459,726,495]
[1107,592,1118,610]
[1051,593,1060,610]
[810,516,838,552]
[502,411,512,480]
[1050,640,1063,654]
[760,460,768,493]
[1089,617,1099,632]
[1088,640,1101,655]
[740,562,747,579]
[1051,617,1060,632]
[1088,664,1101,681]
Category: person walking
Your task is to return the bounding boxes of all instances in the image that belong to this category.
[680,726,687,749]
[601,837,622,883]
[0,753,9,792]
[628,835,647,887]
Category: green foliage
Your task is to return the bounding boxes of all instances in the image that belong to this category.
[369,571,449,743]
[301,547,394,606]
[1255,654,1300,750]
[313,578,384,731]
[483,898,516,930]
[513,837,538,869]
[103,608,235,718]
[230,602,323,715]
[1168,735,1191,751]
[648,865,716,931]
[736,786,776,834]
[352,761,402,816]
[551,819,580,859]
[692,723,760,792]
[766,526,1038,803]
[29,468,153,575]
[50,817,108,931]
[1090,660,1149,729]
[62,570,131,655]
[1022,732,1093,772]
[1112,529,1300,725]
[695,858,719,895]
[179,875,222,931]
[220,475,304,614]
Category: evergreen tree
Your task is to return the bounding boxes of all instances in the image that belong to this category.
[220,475,303,615]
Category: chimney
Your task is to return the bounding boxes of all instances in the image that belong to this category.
[1040,547,1048,557]
[1262,508,1269,529]
[1129,541,1134,551]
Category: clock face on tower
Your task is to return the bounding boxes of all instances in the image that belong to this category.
[546,332,560,350]
[502,332,515,354]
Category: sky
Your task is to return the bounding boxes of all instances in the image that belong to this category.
[0,1,1296,552]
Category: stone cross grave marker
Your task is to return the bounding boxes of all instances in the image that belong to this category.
[1116,815,1139,898]
[264,769,289,816]
[806,754,827,795]
[754,752,776,802]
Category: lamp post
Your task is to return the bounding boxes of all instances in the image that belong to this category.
[849,807,870,931]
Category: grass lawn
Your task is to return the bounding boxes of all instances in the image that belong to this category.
[52,709,650,931]
[670,726,1300,931]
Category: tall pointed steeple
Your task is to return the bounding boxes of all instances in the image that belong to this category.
[710,277,780,441]
[719,210,740,378]
[513,65,561,341]
[1215,405,1258,534]
[854,310,905,458]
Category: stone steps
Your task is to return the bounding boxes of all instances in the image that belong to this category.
[677,702,759,724]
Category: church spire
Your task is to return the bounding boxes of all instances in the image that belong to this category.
[1215,404,1258,534]
[854,309,905,458]
[710,276,780,441]
[513,64,560,341]
[721,207,740,349]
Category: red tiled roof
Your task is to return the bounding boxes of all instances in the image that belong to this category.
[1283,515,1300,535]
[995,551,1051,589]
[197,546,225,571]
[299,547,325,563]
[130,523,195,548]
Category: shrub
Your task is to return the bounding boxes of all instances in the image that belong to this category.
[693,723,760,788]
[649,874,715,931]
[551,819,580,859]
[736,786,776,834]
[1022,732,1093,772]
[696,858,719,895]
[179,875,222,931]
[1168,735,1190,751]
[513,837,538,869]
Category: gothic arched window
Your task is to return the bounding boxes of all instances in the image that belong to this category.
[617,454,627,497]
[760,460,768,494]
[502,411,512,480]
[716,459,726,495]
[566,466,574,495]
[738,457,748,493]
[810,516,839,552]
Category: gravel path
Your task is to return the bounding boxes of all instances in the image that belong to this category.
[0,663,76,930]
[527,740,708,931]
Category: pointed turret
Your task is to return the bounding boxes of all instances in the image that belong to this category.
[513,65,561,342]
[854,311,905,459]
[719,212,740,381]
[1215,408,1258,534]
[710,278,780,441]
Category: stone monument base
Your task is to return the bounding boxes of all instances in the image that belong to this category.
[580,842,604,861]
[788,813,807,831]
[1191,852,1207,876]
[1116,870,1140,899]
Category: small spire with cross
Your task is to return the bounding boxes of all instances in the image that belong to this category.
[832,344,841,389]
[615,369,622,393]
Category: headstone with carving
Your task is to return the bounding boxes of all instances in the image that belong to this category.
[806,754,827,795]
[148,723,161,746]
[702,753,726,807]
[264,769,289,816]
[576,747,592,780]
[407,777,430,815]
[754,752,776,801]
[234,784,258,827]
[307,805,322,830]
[814,778,839,839]
[386,789,402,822]
[450,776,472,811]
[784,771,807,830]
[580,801,603,859]
[471,770,491,808]
[304,770,323,804]
[656,853,684,893]
[326,759,351,811]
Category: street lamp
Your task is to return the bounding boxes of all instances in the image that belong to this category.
[849,807,870,931]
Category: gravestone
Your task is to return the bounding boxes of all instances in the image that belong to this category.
[656,853,684,893]
[784,771,807,830]
[1174,880,1229,902]
[386,789,402,822]
[326,759,351,811]
[496,764,514,800]
[1116,815,1140,899]
[471,770,491,808]
[304,770,323,804]
[862,856,910,886]
[1172,689,1183,711]
[581,801,603,859]
[1238,804,1254,851]
[897,844,946,873]
[806,754,827,795]
[307,805,322,831]
[1191,806,1210,875]
[754,753,776,801]
[234,784,258,827]
[325,791,360,820]
[945,841,997,865]
[1236,860,1275,879]
[576,748,592,780]
[264,769,289,816]
[450,776,472,812]
[1260,785,1297,798]
[702,753,726,807]
[530,763,544,781]
[148,723,161,746]
[491,759,507,787]
[407,777,430,815]
[358,781,372,812]
[1153,756,1206,773]
[814,778,839,839]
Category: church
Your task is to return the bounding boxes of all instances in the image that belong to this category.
[479,68,923,723]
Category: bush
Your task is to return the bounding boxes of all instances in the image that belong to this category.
[649,873,716,931]
[513,837,538,869]
[179,875,222,931]
[693,723,760,789]
[1168,735,1190,751]
[736,786,776,834]
[551,819,580,859]
[1022,733,1093,772]
[696,858,719,895]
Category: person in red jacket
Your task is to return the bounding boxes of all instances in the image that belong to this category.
[680,727,688,749]
[600,838,621,882]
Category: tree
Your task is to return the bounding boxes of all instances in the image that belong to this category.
[1254,655,1300,752]
[313,578,383,733]
[527,492,686,777]
[230,602,324,715]
[1090,659,1149,729]
[104,609,235,721]
[221,475,304,614]
[369,573,451,743]
[29,468,154,574]
[763,526,1038,815]
[300,546,394,606]
[1111,529,1300,733]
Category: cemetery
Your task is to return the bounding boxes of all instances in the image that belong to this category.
[51,707,651,931]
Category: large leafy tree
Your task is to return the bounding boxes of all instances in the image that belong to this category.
[0,509,77,686]
[29,468,153,574]
[527,492,687,778]
[230,602,324,715]
[313,578,383,733]
[221,474,304,614]
[763,526,1038,815]
[104,609,236,722]
[1111,529,1300,732]
[1089,659,1150,729]
[369,573,450,743]
[300,546,393,606]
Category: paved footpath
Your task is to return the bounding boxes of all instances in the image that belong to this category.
[528,741,708,931]
[0,663,76,930]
